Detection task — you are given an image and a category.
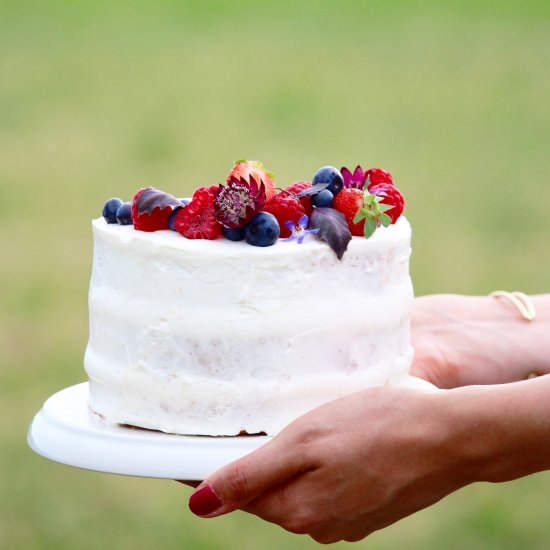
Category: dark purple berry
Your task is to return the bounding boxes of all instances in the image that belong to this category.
[103,198,123,224]
[311,189,334,208]
[245,212,280,247]
[222,225,246,241]
[312,166,344,196]
[116,202,133,225]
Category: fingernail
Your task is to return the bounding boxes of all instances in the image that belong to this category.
[189,484,223,516]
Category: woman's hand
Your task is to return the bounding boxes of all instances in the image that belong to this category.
[188,385,469,544]
[411,294,549,388]
[186,294,550,543]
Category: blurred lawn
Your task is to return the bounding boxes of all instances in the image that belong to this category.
[1,0,550,548]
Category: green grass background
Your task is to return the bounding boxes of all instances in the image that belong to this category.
[2,0,549,548]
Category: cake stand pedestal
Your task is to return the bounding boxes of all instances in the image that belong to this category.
[28,377,435,480]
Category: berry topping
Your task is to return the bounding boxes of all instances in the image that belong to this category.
[262,191,306,238]
[228,160,277,201]
[285,181,314,216]
[214,176,266,229]
[131,187,182,232]
[168,206,184,231]
[369,183,404,224]
[116,202,133,225]
[312,166,344,196]
[222,226,246,241]
[333,188,367,236]
[311,189,334,208]
[103,198,124,224]
[173,187,221,240]
[365,168,394,187]
[245,212,280,247]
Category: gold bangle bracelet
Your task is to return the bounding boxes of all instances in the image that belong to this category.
[489,291,536,321]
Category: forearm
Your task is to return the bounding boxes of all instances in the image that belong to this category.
[441,375,550,485]
[412,293,550,387]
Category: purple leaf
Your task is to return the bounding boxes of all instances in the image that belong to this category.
[296,183,328,198]
[310,207,352,260]
[135,187,183,216]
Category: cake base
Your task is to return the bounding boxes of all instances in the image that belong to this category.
[28,378,436,480]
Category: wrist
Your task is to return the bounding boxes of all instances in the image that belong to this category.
[412,293,550,387]
[438,377,550,485]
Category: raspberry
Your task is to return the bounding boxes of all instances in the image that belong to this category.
[174,187,222,240]
[369,183,404,224]
[193,185,219,200]
[285,181,313,217]
[364,168,393,188]
[262,191,306,238]
[285,181,311,195]
[131,187,182,232]
[333,188,365,236]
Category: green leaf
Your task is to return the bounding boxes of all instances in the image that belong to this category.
[379,213,392,227]
[353,208,368,224]
[363,216,377,238]
[378,202,394,213]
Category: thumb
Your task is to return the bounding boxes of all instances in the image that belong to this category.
[188,433,303,517]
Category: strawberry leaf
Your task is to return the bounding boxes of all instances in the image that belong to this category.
[310,207,352,260]
[363,216,377,238]
[353,209,368,224]
[378,202,394,213]
[379,213,392,227]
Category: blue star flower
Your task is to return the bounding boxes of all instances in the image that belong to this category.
[284,214,320,244]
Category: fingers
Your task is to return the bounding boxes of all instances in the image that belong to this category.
[188,431,309,517]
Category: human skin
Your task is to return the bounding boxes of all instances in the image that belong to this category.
[186,294,550,544]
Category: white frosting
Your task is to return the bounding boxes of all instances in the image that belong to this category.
[85,217,414,435]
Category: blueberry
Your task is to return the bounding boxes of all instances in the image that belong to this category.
[178,198,190,206]
[168,206,184,231]
[245,212,280,247]
[115,202,133,225]
[222,225,246,241]
[311,189,334,208]
[102,197,124,224]
[312,166,344,196]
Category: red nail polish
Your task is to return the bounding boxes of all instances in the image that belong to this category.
[189,485,223,516]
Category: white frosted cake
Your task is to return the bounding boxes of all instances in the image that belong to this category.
[85,161,413,435]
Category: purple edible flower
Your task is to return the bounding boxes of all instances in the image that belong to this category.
[284,214,320,244]
[341,165,366,190]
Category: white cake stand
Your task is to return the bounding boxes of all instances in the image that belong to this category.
[28,377,436,480]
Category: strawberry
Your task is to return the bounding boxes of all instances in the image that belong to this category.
[364,168,394,188]
[369,183,404,224]
[333,188,365,236]
[262,191,306,238]
[228,160,277,201]
[173,187,222,240]
[285,181,313,217]
[131,187,182,232]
